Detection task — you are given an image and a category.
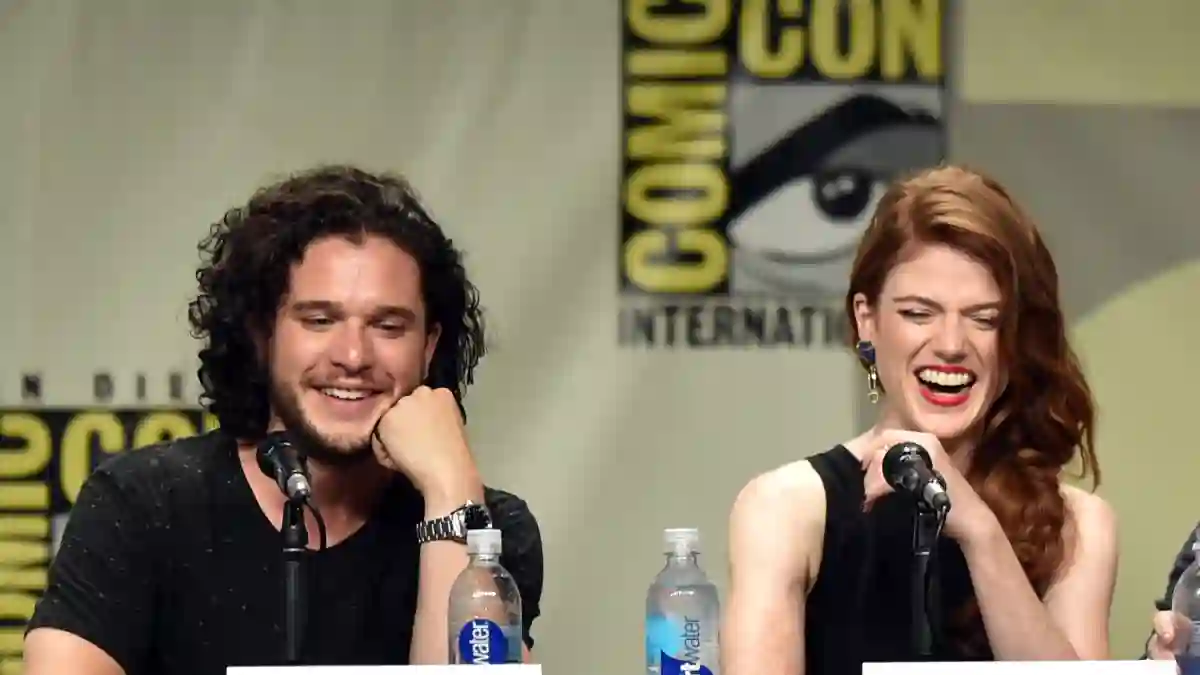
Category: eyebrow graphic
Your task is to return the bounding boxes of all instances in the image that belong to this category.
[726,94,941,226]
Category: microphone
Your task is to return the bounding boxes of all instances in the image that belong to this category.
[256,432,313,503]
[882,442,950,513]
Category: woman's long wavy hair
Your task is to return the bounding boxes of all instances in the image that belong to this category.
[845,164,1099,655]
[187,164,486,441]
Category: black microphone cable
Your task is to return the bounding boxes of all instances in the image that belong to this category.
[304,495,328,552]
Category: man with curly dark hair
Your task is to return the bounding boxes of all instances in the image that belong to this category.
[22,165,544,675]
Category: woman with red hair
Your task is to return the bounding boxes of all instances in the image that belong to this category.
[722,165,1118,675]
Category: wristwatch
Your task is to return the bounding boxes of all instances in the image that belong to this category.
[415,500,493,544]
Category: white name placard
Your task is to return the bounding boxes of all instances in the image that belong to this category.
[228,666,541,675]
[864,661,1176,675]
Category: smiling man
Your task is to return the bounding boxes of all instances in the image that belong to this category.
[22,165,544,675]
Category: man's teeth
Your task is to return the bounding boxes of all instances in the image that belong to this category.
[916,369,974,387]
[321,388,372,401]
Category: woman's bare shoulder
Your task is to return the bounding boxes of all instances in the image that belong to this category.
[729,459,830,589]
[1059,483,1117,544]
[730,460,828,538]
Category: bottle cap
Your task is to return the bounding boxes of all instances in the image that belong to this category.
[663,527,700,555]
[467,527,502,555]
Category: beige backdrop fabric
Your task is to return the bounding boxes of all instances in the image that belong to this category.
[0,1,1195,673]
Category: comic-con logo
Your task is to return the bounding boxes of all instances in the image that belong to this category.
[619,0,947,348]
[0,370,214,672]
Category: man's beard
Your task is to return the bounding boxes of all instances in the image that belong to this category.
[269,381,375,468]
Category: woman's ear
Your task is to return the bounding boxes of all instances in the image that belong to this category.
[852,293,876,343]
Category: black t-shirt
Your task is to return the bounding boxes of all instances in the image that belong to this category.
[26,431,544,675]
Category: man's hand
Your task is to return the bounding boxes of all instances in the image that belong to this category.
[1148,609,1188,670]
[373,386,482,509]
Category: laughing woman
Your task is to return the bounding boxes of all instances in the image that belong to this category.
[721,165,1118,675]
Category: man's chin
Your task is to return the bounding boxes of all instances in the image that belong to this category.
[287,422,376,467]
[303,439,375,467]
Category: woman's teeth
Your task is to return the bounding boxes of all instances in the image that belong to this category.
[916,369,974,388]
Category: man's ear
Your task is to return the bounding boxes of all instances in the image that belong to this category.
[249,320,270,367]
[423,323,441,379]
[852,292,876,343]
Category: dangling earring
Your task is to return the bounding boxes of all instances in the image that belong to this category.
[856,340,880,404]
[866,365,880,404]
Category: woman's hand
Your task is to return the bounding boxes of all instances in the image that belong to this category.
[862,429,999,543]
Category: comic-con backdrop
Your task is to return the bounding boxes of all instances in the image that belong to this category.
[4,1,1200,674]
[0,371,216,671]
[619,0,945,348]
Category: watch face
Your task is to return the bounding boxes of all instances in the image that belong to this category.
[463,505,492,531]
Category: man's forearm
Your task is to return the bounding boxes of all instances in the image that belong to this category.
[409,483,486,664]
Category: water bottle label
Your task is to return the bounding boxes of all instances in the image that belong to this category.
[456,618,510,665]
[647,615,715,675]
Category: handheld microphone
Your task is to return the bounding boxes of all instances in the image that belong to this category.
[256,432,313,503]
[882,442,950,513]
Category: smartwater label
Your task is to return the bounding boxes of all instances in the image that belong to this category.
[660,652,714,675]
[456,618,509,665]
[647,615,714,675]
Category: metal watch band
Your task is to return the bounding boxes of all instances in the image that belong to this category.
[415,513,462,544]
[414,500,491,545]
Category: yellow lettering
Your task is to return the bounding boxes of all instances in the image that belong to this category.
[624,230,730,293]
[0,567,46,591]
[626,49,728,78]
[811,0,875,79]
[739,0,940,82]
[0,484,47,511]
[0,414,50,478]
[627,84,727,160]
[623,0,735,296]
[204,412,220,432]
[60,412,124,506]
[739,0,804,78]
[627,0,732,45]
[881,0,941,80]
[0,593,37,622]
[132,411,197,449]
[0,515,49,539]
[626,163,728,227]
[0,656,23,675]
[0,541,47,569]
[0,627,23,660]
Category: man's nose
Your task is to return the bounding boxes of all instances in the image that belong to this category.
[328,323,374,373]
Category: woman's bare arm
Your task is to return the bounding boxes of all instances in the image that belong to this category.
[722,462,827,675]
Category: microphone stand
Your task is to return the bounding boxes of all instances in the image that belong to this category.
[281,495,309,665]
[911,502,948,659]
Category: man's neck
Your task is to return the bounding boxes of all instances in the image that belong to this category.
[238,442,394,547]
[305,457,393,522]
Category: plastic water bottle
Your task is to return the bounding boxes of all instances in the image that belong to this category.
[1172,538,1200,675]
[448,528,523,665]
[646,528,720,675]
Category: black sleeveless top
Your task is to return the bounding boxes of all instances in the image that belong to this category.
[804,445,994,675]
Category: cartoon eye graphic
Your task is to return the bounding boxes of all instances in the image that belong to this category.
[812,168,878,224]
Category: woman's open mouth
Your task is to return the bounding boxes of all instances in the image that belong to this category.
[914,366,976,408]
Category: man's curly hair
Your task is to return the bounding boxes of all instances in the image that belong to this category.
[186,164,486,441]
